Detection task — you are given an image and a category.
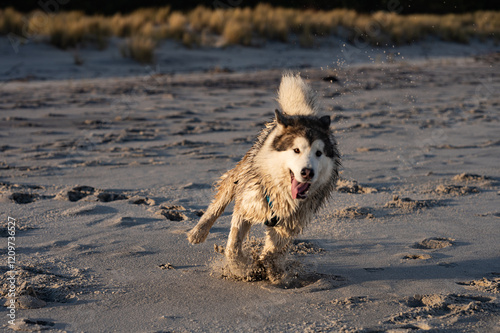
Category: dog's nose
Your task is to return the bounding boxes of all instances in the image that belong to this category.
[300,168,314,181]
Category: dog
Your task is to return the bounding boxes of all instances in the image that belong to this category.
[187,73,340,282]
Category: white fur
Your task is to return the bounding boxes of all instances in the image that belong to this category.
[277,72,319,116]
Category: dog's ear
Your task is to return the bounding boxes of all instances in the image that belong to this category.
[319,115,331,129]
[275,109,289,127]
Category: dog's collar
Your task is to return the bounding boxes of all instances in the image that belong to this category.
[265,195,273,208]
[264,195,280,227]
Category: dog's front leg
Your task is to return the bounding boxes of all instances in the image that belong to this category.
[260,227,292,283]
[225,215,252,278]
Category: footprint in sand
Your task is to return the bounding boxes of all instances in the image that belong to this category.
[457,276,500,293]
[288,240,325,256]
[452,173,494,183]
[0,221,33,237]
[10,318,56,331]
[17,295,47,309]
[128,196,155,206]
[56,185,95,202]
[412,237,455,250]
[159,210,188,221]
[1,262,92,311]
[5,282,47,310]
[384,195,439,211]
[330,296,370,309]
[389,294,498,328]
[278,273,346,292]
[96,192,128,202]
[156,204,188,221]
[261,273,347,293]
[9,192,40,204]
[56,186,128,202]
[402,254,432,260]
[432,184,479,196]
[332,206,375,219]
[336,178,378,194]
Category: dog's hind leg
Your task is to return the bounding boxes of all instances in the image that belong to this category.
[225,215,252,278]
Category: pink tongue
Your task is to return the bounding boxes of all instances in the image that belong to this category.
[291,178,311,199]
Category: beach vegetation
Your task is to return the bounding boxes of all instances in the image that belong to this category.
[1,6,498,61]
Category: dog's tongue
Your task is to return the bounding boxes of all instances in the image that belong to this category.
[291,178,311,199]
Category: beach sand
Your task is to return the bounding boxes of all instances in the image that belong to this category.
[1,38,500,332]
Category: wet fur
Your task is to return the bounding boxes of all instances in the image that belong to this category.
[187,73,340,282]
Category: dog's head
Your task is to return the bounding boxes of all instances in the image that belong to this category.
[272,110,338,199]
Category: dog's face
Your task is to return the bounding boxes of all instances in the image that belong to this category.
[272,110,337,199]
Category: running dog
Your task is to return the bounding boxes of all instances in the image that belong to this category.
[187,73,340,282]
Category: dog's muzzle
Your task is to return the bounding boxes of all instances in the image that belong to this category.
[290,170,311,199]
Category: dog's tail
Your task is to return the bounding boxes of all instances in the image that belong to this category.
[277,72,319,116]
[187,170,237,244]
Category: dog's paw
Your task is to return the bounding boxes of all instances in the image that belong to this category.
[259,254,285,284]
[225,256,254,279]
[186,227,208,244]
[265,267,285,284]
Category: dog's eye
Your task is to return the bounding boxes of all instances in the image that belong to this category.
[316,150,322,157]
[293,148,300,154]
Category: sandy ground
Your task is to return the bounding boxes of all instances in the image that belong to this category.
[1,38,500,332]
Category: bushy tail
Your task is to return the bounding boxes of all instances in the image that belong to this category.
[277,72,319,116]
[187,171,237,244]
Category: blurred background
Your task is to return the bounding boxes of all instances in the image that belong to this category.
[1,1,499,75]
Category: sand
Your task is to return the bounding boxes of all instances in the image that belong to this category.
[1,37,500,332]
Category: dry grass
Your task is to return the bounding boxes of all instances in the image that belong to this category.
[1,6,499,60]
[1,9,112,49]
[120,36,156,63]
[0,7,24,36]
[223,18,252,46]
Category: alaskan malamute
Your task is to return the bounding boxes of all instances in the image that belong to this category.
[187,73,340,282]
